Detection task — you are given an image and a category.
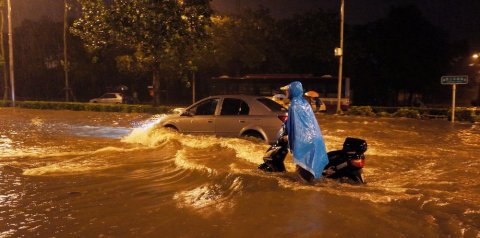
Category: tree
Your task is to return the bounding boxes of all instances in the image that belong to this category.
[13,18,64,100]
[207,8,281,75]
[72,0,212,106]
[277,9,339,75]
[347,5,450,106]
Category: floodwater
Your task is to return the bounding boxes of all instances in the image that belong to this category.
[0,108,479,238]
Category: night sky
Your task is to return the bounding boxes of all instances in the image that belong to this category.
[212,0,480,49]
[10,0,480,49]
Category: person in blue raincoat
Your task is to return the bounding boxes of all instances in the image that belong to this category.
[281,81,329,182]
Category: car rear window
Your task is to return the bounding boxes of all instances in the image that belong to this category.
[257,98,287,112]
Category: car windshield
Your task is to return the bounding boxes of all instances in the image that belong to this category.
[257,98,287,112]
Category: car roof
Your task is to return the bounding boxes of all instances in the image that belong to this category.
[204,95,267,100]
[202,95,271,104]
[195,95,286,114]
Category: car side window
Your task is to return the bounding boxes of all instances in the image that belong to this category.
[102,93,115,98]
[190,98,219,115]
[220,98,250,115]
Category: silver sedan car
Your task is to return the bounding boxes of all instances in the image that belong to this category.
[161,95,288,144]
[89,93,123,104]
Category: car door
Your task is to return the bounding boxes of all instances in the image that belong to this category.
[216,98,252,137]
[100,93,116,103]
[178,98,219,135]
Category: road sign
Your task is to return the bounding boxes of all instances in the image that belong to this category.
[441,75,468,85]
[441,75,468,123]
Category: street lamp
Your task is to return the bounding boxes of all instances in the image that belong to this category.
[335,0,345,114]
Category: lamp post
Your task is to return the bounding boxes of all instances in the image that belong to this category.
[7,0,14,107]
[335,0,345,114]
[472,52,480,105]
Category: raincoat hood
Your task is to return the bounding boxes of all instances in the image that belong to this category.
[285,81,328,179]
[288,81,304,99]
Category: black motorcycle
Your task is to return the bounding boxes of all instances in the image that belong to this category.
[258,133,368,184]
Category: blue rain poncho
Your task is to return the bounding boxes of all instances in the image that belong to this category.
[285,81,328,179]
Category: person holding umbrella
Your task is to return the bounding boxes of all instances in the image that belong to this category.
[304,90,323,113]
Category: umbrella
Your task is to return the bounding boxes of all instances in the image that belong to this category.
[304,90,319,98]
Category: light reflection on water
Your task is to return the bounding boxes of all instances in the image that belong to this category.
[0,108,479,237]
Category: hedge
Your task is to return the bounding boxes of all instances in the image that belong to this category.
[0,100,175,114]
[345,106,479,122]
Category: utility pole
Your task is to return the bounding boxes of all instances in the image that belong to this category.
[336,0,345,114]
[0,0,8,101]
[7,0,14,107]
[63,0,70,101]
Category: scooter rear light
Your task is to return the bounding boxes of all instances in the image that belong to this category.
[350,158,365,168]
[278,115,288,123]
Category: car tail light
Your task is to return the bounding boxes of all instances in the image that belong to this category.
[350,158,365,168]
[278,115,288,123]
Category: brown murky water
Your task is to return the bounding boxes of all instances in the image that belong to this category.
[0,108,479,237]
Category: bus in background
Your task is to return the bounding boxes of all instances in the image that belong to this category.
[207,74,350,111]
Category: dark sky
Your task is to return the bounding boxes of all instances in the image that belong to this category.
[10,0,480,49]
[211,0,480,49]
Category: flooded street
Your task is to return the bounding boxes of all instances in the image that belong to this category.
[0,108,479,237]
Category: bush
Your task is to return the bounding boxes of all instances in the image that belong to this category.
[376,111,392,117]
[0,100,9,107]
[346,106,376,116]
[372,106,398,114]
[449,108,478,123]
[392,108,421,119]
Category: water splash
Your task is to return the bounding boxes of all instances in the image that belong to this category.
[122,114,172,147]
[123,114,270,165]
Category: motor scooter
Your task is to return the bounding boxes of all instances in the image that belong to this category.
[258,128,367,184]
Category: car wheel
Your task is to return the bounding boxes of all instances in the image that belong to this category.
[164,125,178,132]
[242,130,265,142]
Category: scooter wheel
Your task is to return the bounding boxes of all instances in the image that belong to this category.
[258,163,273,172]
